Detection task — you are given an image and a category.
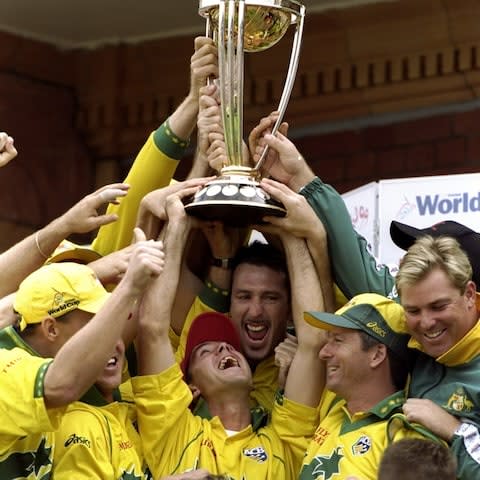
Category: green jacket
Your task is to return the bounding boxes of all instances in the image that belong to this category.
[301,176,480,480]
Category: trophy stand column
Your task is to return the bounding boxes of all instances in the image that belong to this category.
[185,0,305,226]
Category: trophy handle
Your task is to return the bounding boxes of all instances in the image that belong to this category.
[253,3,306,173]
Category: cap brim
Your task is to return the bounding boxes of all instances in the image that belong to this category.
[48,248,102,264]
[389,221,421,251]
[78,292,110,315]
[304,311,362,332]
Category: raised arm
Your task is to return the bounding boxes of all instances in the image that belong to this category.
[136,187,197,376]
[259,130,397,300]
[92,36,217,256]
[44,228,164,407]
[281,232,327,407]
[260,178,335,313]
[0,183,128,298]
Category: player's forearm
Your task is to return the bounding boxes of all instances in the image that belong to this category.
[283,235,324,345]
[44,280,141,407]
[168,95,199,140]
[306,225,335,313]
[0,215,73,297]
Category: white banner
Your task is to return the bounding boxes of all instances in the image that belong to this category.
[342,182,379,257]
[378,173,480,266]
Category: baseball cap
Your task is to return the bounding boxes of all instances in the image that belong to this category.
[14,262,110,331]
[390,220,480,286]
[180,312,242,375]
[304,293,410,361]
[47,239,102,264]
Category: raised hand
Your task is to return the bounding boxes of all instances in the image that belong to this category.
[0,132,18,167]
[274,333,298,389]
[248,112,288,176]
[403,398,461,441]
[60,183,129,235]
[189,36,219,102]
[121,227,165,295]
[260,178,321,239]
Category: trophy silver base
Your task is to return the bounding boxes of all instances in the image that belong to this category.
[184,176,286,226]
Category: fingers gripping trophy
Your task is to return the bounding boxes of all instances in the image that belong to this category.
[185,0,306,225]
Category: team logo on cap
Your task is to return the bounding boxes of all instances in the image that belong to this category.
[366,322,387,338]
[243,446,267,463]
[352,435,371,455]
[48,290,80,316]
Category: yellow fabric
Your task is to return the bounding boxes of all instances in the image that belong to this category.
[334,284,349,309]
[52,399,147,479]
[300,390,433,480]
[132,363,318,480]
[92,132,179,257]
[0,348,65,478]
[14,263,109,330]
[249,355,279,412]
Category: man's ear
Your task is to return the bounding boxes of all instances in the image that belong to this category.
[464,280,477,308]
[40,317,59,342]
[189,384,202,402]
[369,343,387,369]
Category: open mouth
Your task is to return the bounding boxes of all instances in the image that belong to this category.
[218,355,240,370]
[245,322,268,342]
[106,356,118,368]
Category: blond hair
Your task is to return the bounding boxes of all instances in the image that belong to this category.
[396,235,472,295]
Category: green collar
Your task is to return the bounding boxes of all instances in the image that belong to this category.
[0,326,39,355]
[368,390,405,419]
[80,384,122,406]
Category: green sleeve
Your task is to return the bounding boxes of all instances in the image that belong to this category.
[300,177,398,301]
[92,119,188,256]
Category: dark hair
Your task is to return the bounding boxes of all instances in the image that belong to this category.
[379,438,457,480]
[232,241,289,292]
[14,309,76,337]
[358,331,410,391]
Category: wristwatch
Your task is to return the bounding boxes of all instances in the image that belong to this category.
[211,257,234,269]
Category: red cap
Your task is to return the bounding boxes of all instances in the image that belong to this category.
[180,312,242,375]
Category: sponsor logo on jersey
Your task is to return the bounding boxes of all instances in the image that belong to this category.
[445,387,474,413]
[243,446,267,463]
[64,433,91,448]
[300,446,344,480]
[352,435,371,455]
[119,440,133,450]
[313,426,330,446]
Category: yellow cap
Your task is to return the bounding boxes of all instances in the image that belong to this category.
[47,239,102,264]
[14,262,109,331]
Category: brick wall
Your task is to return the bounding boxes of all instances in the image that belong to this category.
[0,71,94,251]
[294,108,480,194]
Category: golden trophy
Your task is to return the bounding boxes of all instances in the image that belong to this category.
[185,0,306,225]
